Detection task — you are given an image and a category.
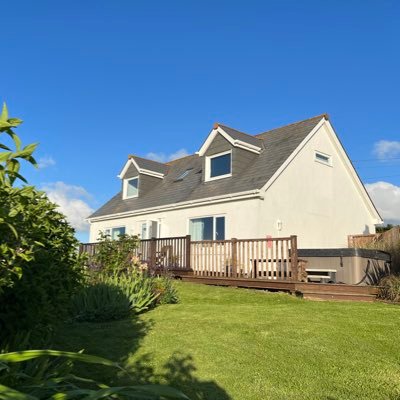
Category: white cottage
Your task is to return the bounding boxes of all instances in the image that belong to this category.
[88,114,382,248]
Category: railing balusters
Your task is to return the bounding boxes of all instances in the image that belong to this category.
[80,235,299,281]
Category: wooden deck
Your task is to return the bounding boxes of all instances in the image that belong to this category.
[179,274,379,302]
[80,234,380,302]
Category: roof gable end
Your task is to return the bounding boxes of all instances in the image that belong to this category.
[118,155,168,179]
[197,123,263,156]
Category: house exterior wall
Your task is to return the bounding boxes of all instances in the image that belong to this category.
[89,197,263,242]
[256,123,377,248]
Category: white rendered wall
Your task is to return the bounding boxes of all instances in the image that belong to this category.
[257,122,377,248]
[89,197,263,243]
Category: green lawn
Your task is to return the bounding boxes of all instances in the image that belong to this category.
[54,282,400,400]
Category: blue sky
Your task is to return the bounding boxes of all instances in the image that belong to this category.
[2,0,400,241]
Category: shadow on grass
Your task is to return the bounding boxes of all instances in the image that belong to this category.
[53,316,231,399]
[124,352,231,400]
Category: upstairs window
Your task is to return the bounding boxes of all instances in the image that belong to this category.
[206,151,232,181]
[123,177,139,199]
[315,151,332,166]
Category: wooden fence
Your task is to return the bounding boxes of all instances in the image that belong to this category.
[191,236,298,281]
[348,226,400,248]
[79,235,299,281]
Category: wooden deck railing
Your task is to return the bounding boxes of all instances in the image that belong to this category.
[191,236,298,281]
[79,235,191,270]
[80,235,299,280]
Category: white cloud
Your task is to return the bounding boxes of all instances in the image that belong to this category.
[365,181,400,224]
[40,181,94,232]
[145,148,189,163]
[373,140,400,160]
[38,156,56,169]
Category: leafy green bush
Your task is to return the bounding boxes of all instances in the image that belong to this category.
[0,187,84,339]
[0,105,84,341]
[378,275,400,303]
[91,231,142,275]
[0,349,190,399]
[153,276,179,305]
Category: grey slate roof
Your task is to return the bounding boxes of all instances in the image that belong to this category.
[218,124,264,148]
[89,115,326,219]
[128,155,169,175]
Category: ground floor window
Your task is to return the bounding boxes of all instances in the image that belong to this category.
[104,226,126,240]
[140,220,159,239]
[189,216,225,241]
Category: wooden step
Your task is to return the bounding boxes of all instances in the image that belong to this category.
[295,282,379,296]
[300,290,377,302]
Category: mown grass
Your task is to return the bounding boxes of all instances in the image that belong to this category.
[54,282,400,400]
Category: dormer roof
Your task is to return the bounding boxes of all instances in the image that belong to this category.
[197,123,264,156]
[118,155,169,179]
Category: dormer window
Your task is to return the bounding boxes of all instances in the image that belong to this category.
[123,177,139,199]
[205,150,232,181]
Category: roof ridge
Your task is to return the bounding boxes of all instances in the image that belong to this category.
[217,123,250,136]
[254,113,328,137]
[128,154,167,165]
[166,153,196,165]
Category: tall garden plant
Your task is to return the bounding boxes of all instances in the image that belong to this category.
[0,104,84,340]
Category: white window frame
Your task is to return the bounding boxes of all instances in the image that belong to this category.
[187,214,226,241]
[104,226,126,240]
[205,150,232,182]
[314,151,332,167]
[139,220,160,239]
[123,176,139,199]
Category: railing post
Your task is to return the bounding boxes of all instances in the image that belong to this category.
[150,237,157,269]
[231,238,238,278]
[185,235,191,269]
[290,235,298,281]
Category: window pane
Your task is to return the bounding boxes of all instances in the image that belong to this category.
[315,152,330,164]
[112,227,125,240]
[126,178,138,197]
[210,153,231,178]
[189,217,213,241]
[141,223,147,239]
[216,217,225,240]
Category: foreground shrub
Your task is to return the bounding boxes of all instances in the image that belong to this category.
[0,349,190,399]
[378,275,400,303]
[71,282,132,322]
[71,273,159,322]
[104,273,160,313]
[91,231,142,275]
[0,187,84,339]
[0,105,84,341]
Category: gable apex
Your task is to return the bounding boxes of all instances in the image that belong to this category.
[118,155,168,179]
[197,124,263,156]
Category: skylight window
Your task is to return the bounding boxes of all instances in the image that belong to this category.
[175,168,193,181]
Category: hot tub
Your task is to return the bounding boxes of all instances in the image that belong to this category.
[297,248,391,285]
